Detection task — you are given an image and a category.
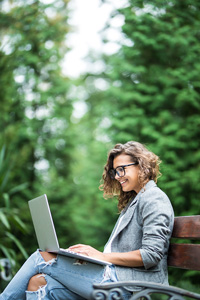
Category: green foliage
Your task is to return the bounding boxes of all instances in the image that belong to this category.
[1,0,200,293]
[64,125,118,249]
[169,268,200,294]
[77,0,200,291]
[0,0,76,264]
[93,0,200,218]
[0,146,28,271]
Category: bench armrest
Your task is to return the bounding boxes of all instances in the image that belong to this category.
[92,281,200,300]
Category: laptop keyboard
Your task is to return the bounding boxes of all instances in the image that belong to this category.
[60,248,87,257]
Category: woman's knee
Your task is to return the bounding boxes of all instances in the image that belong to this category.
[27,274,47,291]
[40,251,57,262]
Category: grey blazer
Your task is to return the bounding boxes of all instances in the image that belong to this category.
[104,180,174,291]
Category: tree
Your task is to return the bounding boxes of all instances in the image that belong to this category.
[0,0,76,259]
[0,145,28,275]
[95,0,200,215]
[81,0,200,290]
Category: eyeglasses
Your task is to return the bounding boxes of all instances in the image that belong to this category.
[109,163,138,179]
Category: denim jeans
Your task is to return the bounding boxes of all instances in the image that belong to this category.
[0,250,132,300]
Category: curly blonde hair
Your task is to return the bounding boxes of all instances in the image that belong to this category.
[100,141,161,211]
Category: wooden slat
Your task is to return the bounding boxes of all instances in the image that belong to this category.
[168,243,200,270]
[172,216,200,239]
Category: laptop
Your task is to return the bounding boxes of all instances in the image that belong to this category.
[28,194,112,266]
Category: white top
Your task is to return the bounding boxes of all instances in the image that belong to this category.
[103,214,125,281]
[104,214,125,253]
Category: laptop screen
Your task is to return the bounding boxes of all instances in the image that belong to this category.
[28,194,60,252]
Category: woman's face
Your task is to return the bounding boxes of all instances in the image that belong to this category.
[113,154,141,194]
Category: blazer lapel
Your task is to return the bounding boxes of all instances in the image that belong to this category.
[114,195,139,237]
[104,198,139,251]
[105,181,157,250]
[115,181,157,236]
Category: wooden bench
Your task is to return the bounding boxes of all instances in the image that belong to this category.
[92,215,200,300]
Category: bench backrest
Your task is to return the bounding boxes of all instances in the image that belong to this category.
[167,215,200,270]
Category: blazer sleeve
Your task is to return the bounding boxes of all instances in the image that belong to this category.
[138,187,174,269]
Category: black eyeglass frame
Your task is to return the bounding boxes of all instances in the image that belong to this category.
[109,162,138,179]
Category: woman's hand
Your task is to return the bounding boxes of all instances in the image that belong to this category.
[68,244,106,261]
[68,245,144,267]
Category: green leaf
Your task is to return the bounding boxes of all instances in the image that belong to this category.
[12,215,27,232]
[9,182,29,195]
[6,232,28,259]
[0,210,10,229]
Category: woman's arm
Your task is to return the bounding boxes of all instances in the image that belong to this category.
[104,250,143,267]
[68,244,144,267]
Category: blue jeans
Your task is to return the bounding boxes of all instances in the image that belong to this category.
[0,250,132,300]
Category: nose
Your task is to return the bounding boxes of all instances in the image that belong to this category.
[115,172,123,180]
[115,173,120,179]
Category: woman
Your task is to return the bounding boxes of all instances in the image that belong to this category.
[0,141,174,300]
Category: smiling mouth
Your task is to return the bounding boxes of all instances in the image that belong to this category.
[119,180,127,185]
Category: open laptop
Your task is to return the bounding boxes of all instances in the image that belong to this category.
[28,194,112,266]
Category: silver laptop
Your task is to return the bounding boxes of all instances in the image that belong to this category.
[28,194,112,266]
